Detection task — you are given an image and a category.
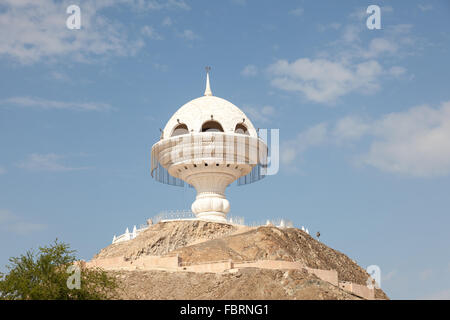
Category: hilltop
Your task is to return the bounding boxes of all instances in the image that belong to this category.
[92,220,388,300]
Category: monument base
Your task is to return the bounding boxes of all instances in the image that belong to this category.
[195,211,228,223]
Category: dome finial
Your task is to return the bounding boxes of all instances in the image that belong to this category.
[204,66,213,96]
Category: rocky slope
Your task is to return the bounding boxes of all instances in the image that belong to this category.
[172,226,373,286]
[93,220,388,300]
[111,268,362,300]
[95,220,240,260]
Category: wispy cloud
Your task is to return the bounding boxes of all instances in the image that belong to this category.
[267,10,414,104]
[317,23,341,32]
[267,58,383,104]
[362,38,399,58]
[1,96,112,111]
[242,105,276,124]
[0,166,6,175]
[143,0,190,10]
[49,71,70,82]
[281,123,328,166]
[153,63,169,72]
[382,270,397,282]
[17,153,90,172]
[333,22,416,61]
[0,209,46,235]
[418,4,433,12]
[289,7,304,16]
[282,101,450,178]
[356,102,450,177]
[241,65,258,77]
[0,0,190,64]
[178,29,200,41]
[0,0,150,64]
[162,17,173,27]
[388,66,407,77]
[382,5,394,13]
[230,0,247,6]
[141,25,164,40]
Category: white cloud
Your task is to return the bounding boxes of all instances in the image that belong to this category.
[141,25,163,40]
[341,24,362,43]
[331,23,414,62]
[153,63,169,72]
[281,123,328,166]
[289,7,304,16]
[364,38,399,58]
[348,7,367,21]
[49,71,70,82]
[382,6,394,13]
[162,17,173,26]
[333,116,370,142]
[267,58,383,103]
[241,65,258,77]
[242,105,276,124]
[17,153,90,172]
[0,166,6,175]
[231,0,247,6]
[330,23,341,30]
[179,29,200,41]
[390,24,414,35]
[0,0,148,64]
[382,270,397,282]
[388,66,407,77]
[0,0,190,64]
[418,4,433,12]
[317,23,341,32]
[351,24,415,60]
[267,17,414,104]
[283,101,450,178]
[358,102,450,177]
[145,0,190,10]
[0,209,46,235]
[1,96,112,111]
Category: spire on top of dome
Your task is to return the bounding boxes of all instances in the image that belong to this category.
[204,66,213,96]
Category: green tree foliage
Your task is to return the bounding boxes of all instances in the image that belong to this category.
[0,239,118,300]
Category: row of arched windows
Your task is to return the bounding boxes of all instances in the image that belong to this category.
[171,120,249,137]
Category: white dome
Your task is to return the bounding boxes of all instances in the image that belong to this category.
[162,95,257,139]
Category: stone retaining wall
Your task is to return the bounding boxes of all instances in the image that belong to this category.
[85,255,374,299]
[181,260,233,273]
[339,281,374,300]
[85,255,180,271]
[305,267,339,287]
[133,255,180,270]
[234,260,304,270]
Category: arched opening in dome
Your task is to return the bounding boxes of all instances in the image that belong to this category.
[171,123,189,137]
[235,123,249,135]
[201,120,224,132]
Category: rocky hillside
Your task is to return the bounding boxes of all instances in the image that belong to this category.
[93,220,388,300]
[111,268,362,300]
[95,220,240,260]
[172,226,373,286]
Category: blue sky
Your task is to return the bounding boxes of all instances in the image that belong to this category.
[1,0,450,299]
